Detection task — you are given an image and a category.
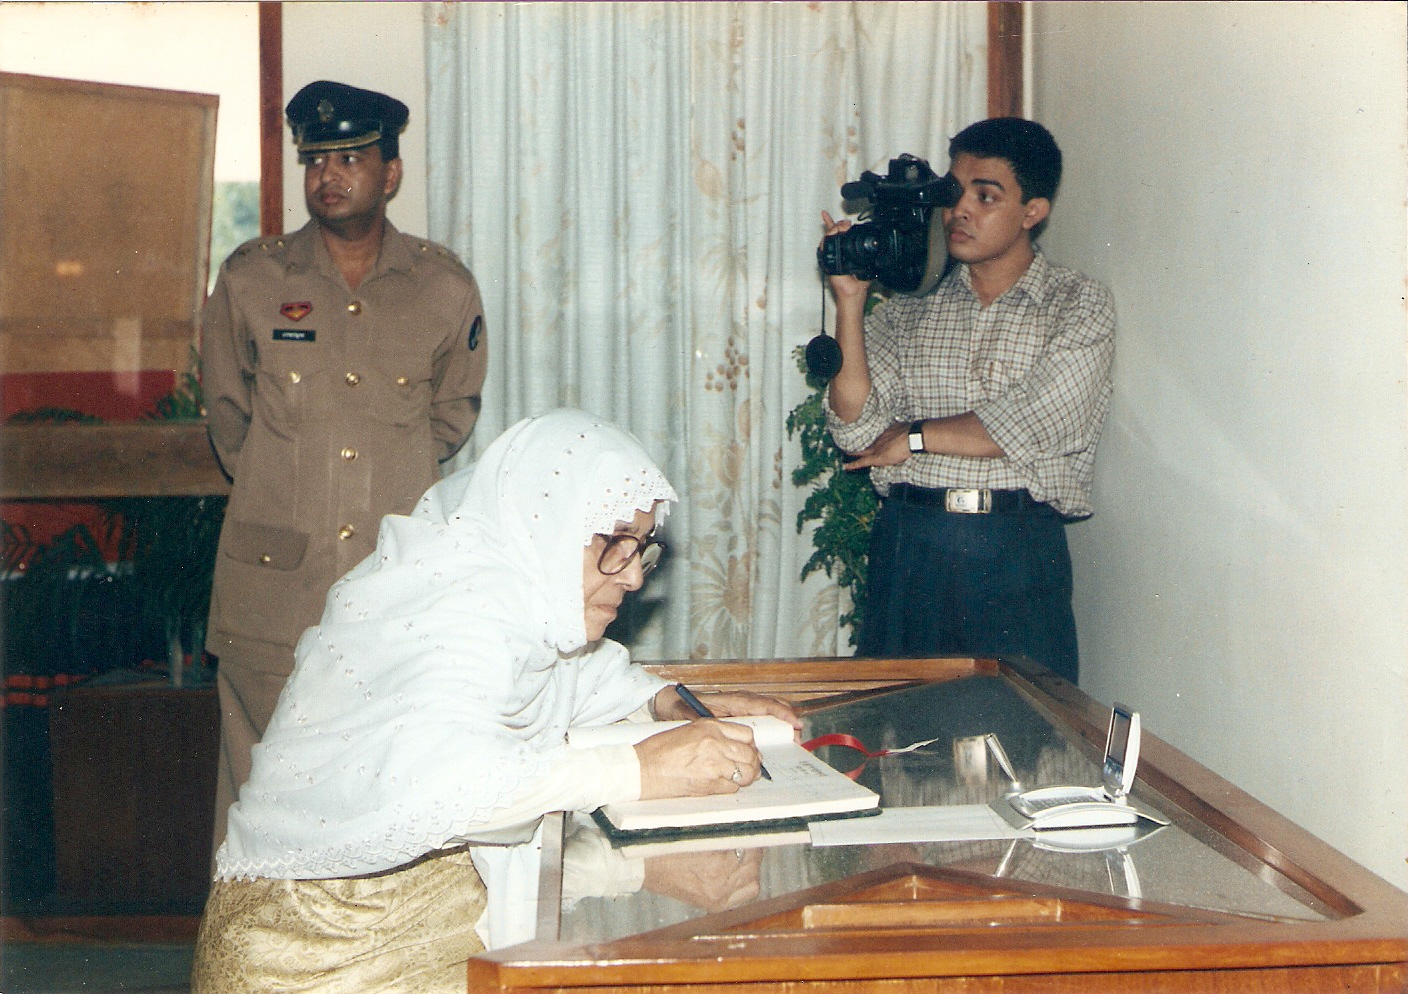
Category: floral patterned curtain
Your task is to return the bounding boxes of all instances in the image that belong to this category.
[424,1,986,661]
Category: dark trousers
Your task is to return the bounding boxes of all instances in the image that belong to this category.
[857,488,1079,684]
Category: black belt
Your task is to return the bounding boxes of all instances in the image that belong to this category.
[887,483,1041,515]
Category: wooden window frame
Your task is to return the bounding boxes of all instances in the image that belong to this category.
[988,2,1024,118]
[258,2,282,235]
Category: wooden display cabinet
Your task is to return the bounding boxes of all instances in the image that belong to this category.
[469,656,1408,993]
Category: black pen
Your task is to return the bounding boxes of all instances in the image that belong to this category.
[673,683,772,780]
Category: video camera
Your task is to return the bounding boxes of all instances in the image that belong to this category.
[817,154,960,294]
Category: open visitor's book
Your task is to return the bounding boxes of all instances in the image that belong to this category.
[568,715,880,841]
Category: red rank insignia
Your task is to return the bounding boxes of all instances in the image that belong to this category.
[280,301,313,322]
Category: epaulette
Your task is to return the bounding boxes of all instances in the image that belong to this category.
[414,240,473,277]
[225,235,289,267]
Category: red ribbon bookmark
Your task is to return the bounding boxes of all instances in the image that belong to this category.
[803,733,942,780]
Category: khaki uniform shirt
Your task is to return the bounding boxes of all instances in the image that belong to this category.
[203,221,488,653]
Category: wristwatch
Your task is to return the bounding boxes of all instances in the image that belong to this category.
[907,420,925,454]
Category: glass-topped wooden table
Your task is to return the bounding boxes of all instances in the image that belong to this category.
[468,657,1408,993]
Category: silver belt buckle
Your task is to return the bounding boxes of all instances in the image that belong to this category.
[944,488,992,514]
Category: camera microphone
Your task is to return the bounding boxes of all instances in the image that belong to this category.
[805,333,843,380]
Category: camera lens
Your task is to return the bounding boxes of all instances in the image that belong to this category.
[818,225,884,280]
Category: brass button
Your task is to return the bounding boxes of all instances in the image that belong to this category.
[395,376,409,387]
[344,372,361,386]
[259,553,272,565]
[288,371,302,384]
[341,447,358,461]
[338,524,355,541]
[347,300,362,315]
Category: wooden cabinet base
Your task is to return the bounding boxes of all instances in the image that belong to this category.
[49,685,218,912]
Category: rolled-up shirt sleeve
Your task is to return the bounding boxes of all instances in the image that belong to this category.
[824,303,908,453]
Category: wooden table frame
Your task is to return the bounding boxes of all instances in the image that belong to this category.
[468,656,1408,993]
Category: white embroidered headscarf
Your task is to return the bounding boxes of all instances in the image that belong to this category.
[218,409,677,881]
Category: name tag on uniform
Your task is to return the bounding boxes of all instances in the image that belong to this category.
[273,328,317,342]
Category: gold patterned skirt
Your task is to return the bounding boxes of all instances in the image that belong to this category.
[191,849,488,994]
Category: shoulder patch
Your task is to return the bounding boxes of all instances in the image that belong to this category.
[467,314,483,351]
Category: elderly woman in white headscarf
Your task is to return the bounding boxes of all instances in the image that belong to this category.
[192,409,797,994]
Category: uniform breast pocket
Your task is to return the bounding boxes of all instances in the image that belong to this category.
[364,352,434,427]
[253,342,331,433]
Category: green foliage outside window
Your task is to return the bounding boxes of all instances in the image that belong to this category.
[208,181,260,291]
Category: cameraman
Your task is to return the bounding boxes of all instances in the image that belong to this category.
[821,118,1114,684]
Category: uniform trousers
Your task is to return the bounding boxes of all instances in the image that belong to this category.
[212,637,298,855]
[857,485,1079,684]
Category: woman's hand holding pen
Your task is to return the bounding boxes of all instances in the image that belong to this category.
[637,684,802,798]
[634,720,761,799]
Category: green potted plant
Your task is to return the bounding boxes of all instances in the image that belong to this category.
[102,369,224,687]
[785,346,878,646]
[2,370,225,688]
[1,408,147,688]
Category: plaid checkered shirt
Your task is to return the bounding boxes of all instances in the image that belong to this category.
[826,250,1115,518]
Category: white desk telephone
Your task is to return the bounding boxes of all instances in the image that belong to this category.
[988,704,1168,831]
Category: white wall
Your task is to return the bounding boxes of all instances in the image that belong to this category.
[1032,1,1408,890]
[281,1,428,235]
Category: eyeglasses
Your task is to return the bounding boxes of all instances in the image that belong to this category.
[597,533,666,577]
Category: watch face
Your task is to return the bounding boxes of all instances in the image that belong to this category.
[909,425,924,453]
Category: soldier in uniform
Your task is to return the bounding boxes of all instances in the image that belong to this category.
[201,80,488,849]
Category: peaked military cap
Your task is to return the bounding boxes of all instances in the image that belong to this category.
[286,80,409,155]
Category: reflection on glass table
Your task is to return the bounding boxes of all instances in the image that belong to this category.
[560,677,1329,945]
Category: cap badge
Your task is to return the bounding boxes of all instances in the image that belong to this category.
[317,99,335,124]
[280,302,313,322]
